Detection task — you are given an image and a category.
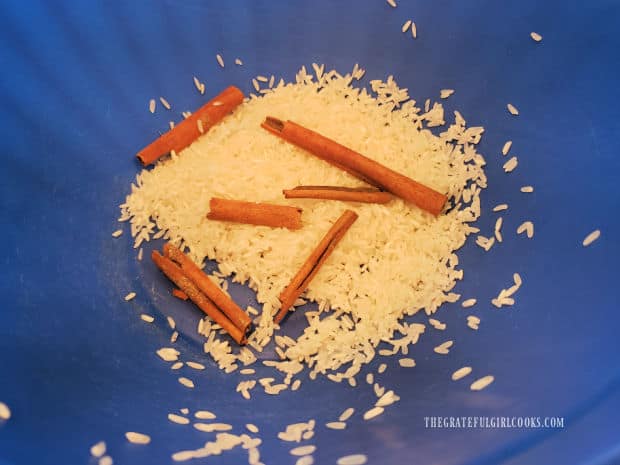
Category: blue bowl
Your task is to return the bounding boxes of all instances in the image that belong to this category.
[1,1,619,464]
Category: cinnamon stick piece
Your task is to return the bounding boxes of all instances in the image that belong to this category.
[151,251,247,345]
[283,186,393,204]
[172,289,189,301]
[163,243,253,334]
[137,86,244,166]
[274,210,358,324]
[207,198,303,230]
[262,117,447,216]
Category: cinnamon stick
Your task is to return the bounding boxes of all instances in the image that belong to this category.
[137,86,244,166]
[207,198,303,230]
[283,186,393,204]
[262,117,447,216]
[274,210,358,324]
[151,251,247,345]
[172,289,189,300]
[163,243,253,334]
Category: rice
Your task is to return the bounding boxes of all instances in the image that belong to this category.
[197,119,204,134]
[160,97,171,110]
[507,103,519,115]
[167,316,176,329]
[195,410,217,420]
[491,273,522,307]
[467,315,480,330]
[194,423,233,432]
[440,89,454,99]
[124,292,136,301]
[149,99,156,113]
[137,247,143,260]
[501,140,512,155]
[386,0,396,7]
[0,402,11,421]
[121,65,487,379]
[398,358,416,368]
[326,421,347,429]
[503,156,518,172]
[290,446,316,456]
[530,32,543,42]
[363,406,384,420]
[252,79,260,92]
[216,54,224,67]
[583,229,601,246]
[461,298,477,308]
[240,368,255,375]
[520,185,534,193]
[90,441,106,458]
[257,75,268,82]
[494,217,503,243]
[235,58,243,66]
[401,20,411,33]
[178,377,195,388]
[140,314,154,323]
[434,340,453,355]
[171,362,183,370]
[179,408,189,414]
[517,221,534,238]
[168,413,190,425]
[186,361,206,370]
[99,456,113,465]
[292,379,301,390]
[428,318,446,330]
[125,431,151,444]
[377,364,387,374]
[337,454,368,465]
[157,347,180,362]
[411,22,417,39]
[246,423,259,433]
[470,375,495,391]
[451,366,472,380]
[339,407,355,422]
[493,204,508,212]
[296,456,314,465]
[170,331,179,343]
[112,229,123,237]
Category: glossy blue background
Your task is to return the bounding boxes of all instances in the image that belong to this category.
[1,1,619,464]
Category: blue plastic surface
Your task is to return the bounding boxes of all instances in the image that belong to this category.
[1,1,619,464]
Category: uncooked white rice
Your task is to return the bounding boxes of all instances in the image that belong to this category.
[124,292,136,302]
[171,362,183,370]
[365,373,374,384]
[168,413,190,425]
[493,204,508,212]
[195,410,217,420]
[363,406,384,420]
[292,379,302,390]
[99,456,113,465]
[434,340,453,355]
[90,441,106,458]
[186,361,206,370]
[290,445,316,456]
[149,99,156,113]
[507,103,519,115]
[296,456,314,465]
[240,368,255,375]
[246,423,259,433]
[216,54,224,67]
[326,421,347,430]
[470,375,495,391]
[440,89,454,99]
[137,247,143,260]
[401,20,411,33]
[121,65,487,379]
[170,331,179,343]
[582,229,601,247]
[339,407,355,422]
[157,347,180,362]
[428,318,446,330]
[467,315,480,330]
[503,156,518,172]
[179,408,189,414]
[386,0,396,7]
[337,454,368,465]
[178,377,195,388]
[520,185,534,193]
[160,97,171,110]
[197,119,204,134]
[398,357,416,368]
[112,229,123,238]
[411,22,417,38]
[235,58,243,66]
[516,221,534,239]
[125,431,151,445]
[257,75,268,82]
[193,422,233,432]
[140,314,154,323]
[377,364,387,374]
[461,298,477,308]
[167,316,176,329]
[530,32,543,42]
[502,140,512,155]
[451,366,472,380]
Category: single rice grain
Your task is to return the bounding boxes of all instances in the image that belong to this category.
[451,366,472,381]
[470,375,495,391]
[125,432,151,445]
[582,230,601,247]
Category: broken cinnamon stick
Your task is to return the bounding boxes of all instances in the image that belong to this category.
[283,186,393,204]
[262,117,447,216]
[163,243,253,334]
[151,251,247,345]
[137,86,244,166]
[274,210,358,324]
[207,198,303,230]
[172,289,188,301]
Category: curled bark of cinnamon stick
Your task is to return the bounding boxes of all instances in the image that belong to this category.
[151,251,247,345]
[137,86,244,166]
[275,210,359,324]
[163,243,253,334]
[262,117,447,216]
[283,186,393,204]
[207,198,303,230]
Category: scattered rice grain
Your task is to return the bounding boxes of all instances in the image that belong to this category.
[112,229,123,238]
[216,54,224,67]
[398,358,416,368]
[178,377,195,388]
[470,375,495,391]
[451,366,472,381]
[530,32,543,42]
[124,292,136,301]
[290,445,316,456]
[520,185,534,193]
[502,140,512,155]
[149,99,156,113]
[461,298,477,308]
[401,20,412,33]
[160,97,171,110]
[168,413,190,425]
[125,431,151,445]
[337,454,368,465]
[90,441,106,458]
[582,229,601,247]
[363,406,384,420]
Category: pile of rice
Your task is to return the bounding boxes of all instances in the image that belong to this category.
[120,65,487,381]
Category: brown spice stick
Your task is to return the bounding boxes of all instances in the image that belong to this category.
[172,289,189,300]
[207,198,303,230]
[274,210,358,324]
[262,117,447,216]
[151,251,246,345]
[283,186,393,204]
[137,86,244,166]
[163,243,253,334]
